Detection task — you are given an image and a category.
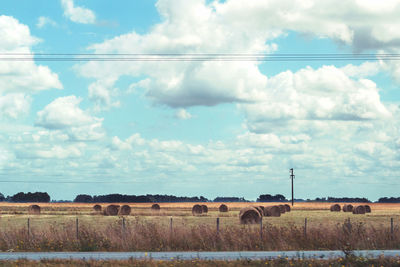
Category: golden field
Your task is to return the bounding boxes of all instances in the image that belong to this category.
[0,202,399,252]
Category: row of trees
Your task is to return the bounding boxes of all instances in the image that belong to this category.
[0,192,50,202]
[74,194,210,203]
[2,192,399,203]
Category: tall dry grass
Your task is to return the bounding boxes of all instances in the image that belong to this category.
[0,219,399,252]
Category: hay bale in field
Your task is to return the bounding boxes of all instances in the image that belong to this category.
[258,206,265,215]
[330,204,341,212]
[192,204,203,215]
[201,205,208,213]
[28,204,40,215]
[364,205,371,213]
[119,205,131,215]
[151,203,161,211]
[278,205,286,214]
[104,204,120,216]
[284,204,291,212]
[219,204,228,212]
[239,207,262,224]
[264,206,281,217]
[253,206,264,216]
[353,205,366,214]
[343,204,353,212]
[93,204,102,212]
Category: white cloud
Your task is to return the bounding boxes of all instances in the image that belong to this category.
[175,109,192,120]
[36,95,104,141]
[240,65,391,134]
[77,0,400,112]
[61,0,96,24]
[0,94,30,119]
[36,16,57,28]
[0,16,62,119]
[88,79,120,111]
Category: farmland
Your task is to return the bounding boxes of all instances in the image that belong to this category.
[0,202,399,252]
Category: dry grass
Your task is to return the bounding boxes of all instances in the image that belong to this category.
[0,202,399,252]
[0,216,399,252]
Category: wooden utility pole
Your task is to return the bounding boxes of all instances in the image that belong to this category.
[290,168,295,206]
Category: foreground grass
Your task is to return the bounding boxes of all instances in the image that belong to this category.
[0,219,399,251]
[1,257,400,267]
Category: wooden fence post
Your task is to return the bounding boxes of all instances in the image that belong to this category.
[391,218,394,240]
[304,217,307,238]
[170,217,173,236]
[27,218,30,237]
[76,218,79,240]
[122,217,126,236]
[216,217,220,235]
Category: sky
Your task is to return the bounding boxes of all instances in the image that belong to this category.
[0,0,399,201]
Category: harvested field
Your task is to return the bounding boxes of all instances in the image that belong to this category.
[0,202,398,251]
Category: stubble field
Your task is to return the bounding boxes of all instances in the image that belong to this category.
[0,202,399,252]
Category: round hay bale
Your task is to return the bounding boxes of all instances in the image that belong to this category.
[364,205,371,213]
[284,204,291,212]
[151,203,161,211]
[201,205,208,213]
[278,205,286,214]
[264,206,281,217]
[330,204,341,212]
[192,204,203,215]
[253,206,264,216]
[343,204,353,212]
[258,206,266,215]
[219,204,228,212]
[104,204,119,216]
[239,207,262,224]
[119,205,131,215]
[93,204,102,212]
[353,205,366,214]
[28,204,40,215]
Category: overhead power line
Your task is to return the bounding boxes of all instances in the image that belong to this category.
[0,53,400,61]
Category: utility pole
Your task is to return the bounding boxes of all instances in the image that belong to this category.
[290,168,295,206]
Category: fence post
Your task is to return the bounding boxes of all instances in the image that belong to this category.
[304,217,307,238]
[260,216,263,240]
[27,218,30,237]
[122,217,126,236]
[346,217,351,233]
[170,217,173,236]
[391,218,394,240]
[76,218,79,240]
[216,217,220,235]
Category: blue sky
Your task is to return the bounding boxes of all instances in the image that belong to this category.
[0,0,399,201]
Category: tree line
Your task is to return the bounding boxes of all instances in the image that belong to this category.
[1,192,399,203]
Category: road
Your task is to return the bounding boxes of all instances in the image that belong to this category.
[0,250,400,261]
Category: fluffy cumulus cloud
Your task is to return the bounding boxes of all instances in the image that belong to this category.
[61,0,96,24]
[69,0,400,198]
[241,65,391,133]
[36,96,104,141]
[0,16,62,119]
[77,0,400,110]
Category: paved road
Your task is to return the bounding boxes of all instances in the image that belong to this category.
[1,250,400,261]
